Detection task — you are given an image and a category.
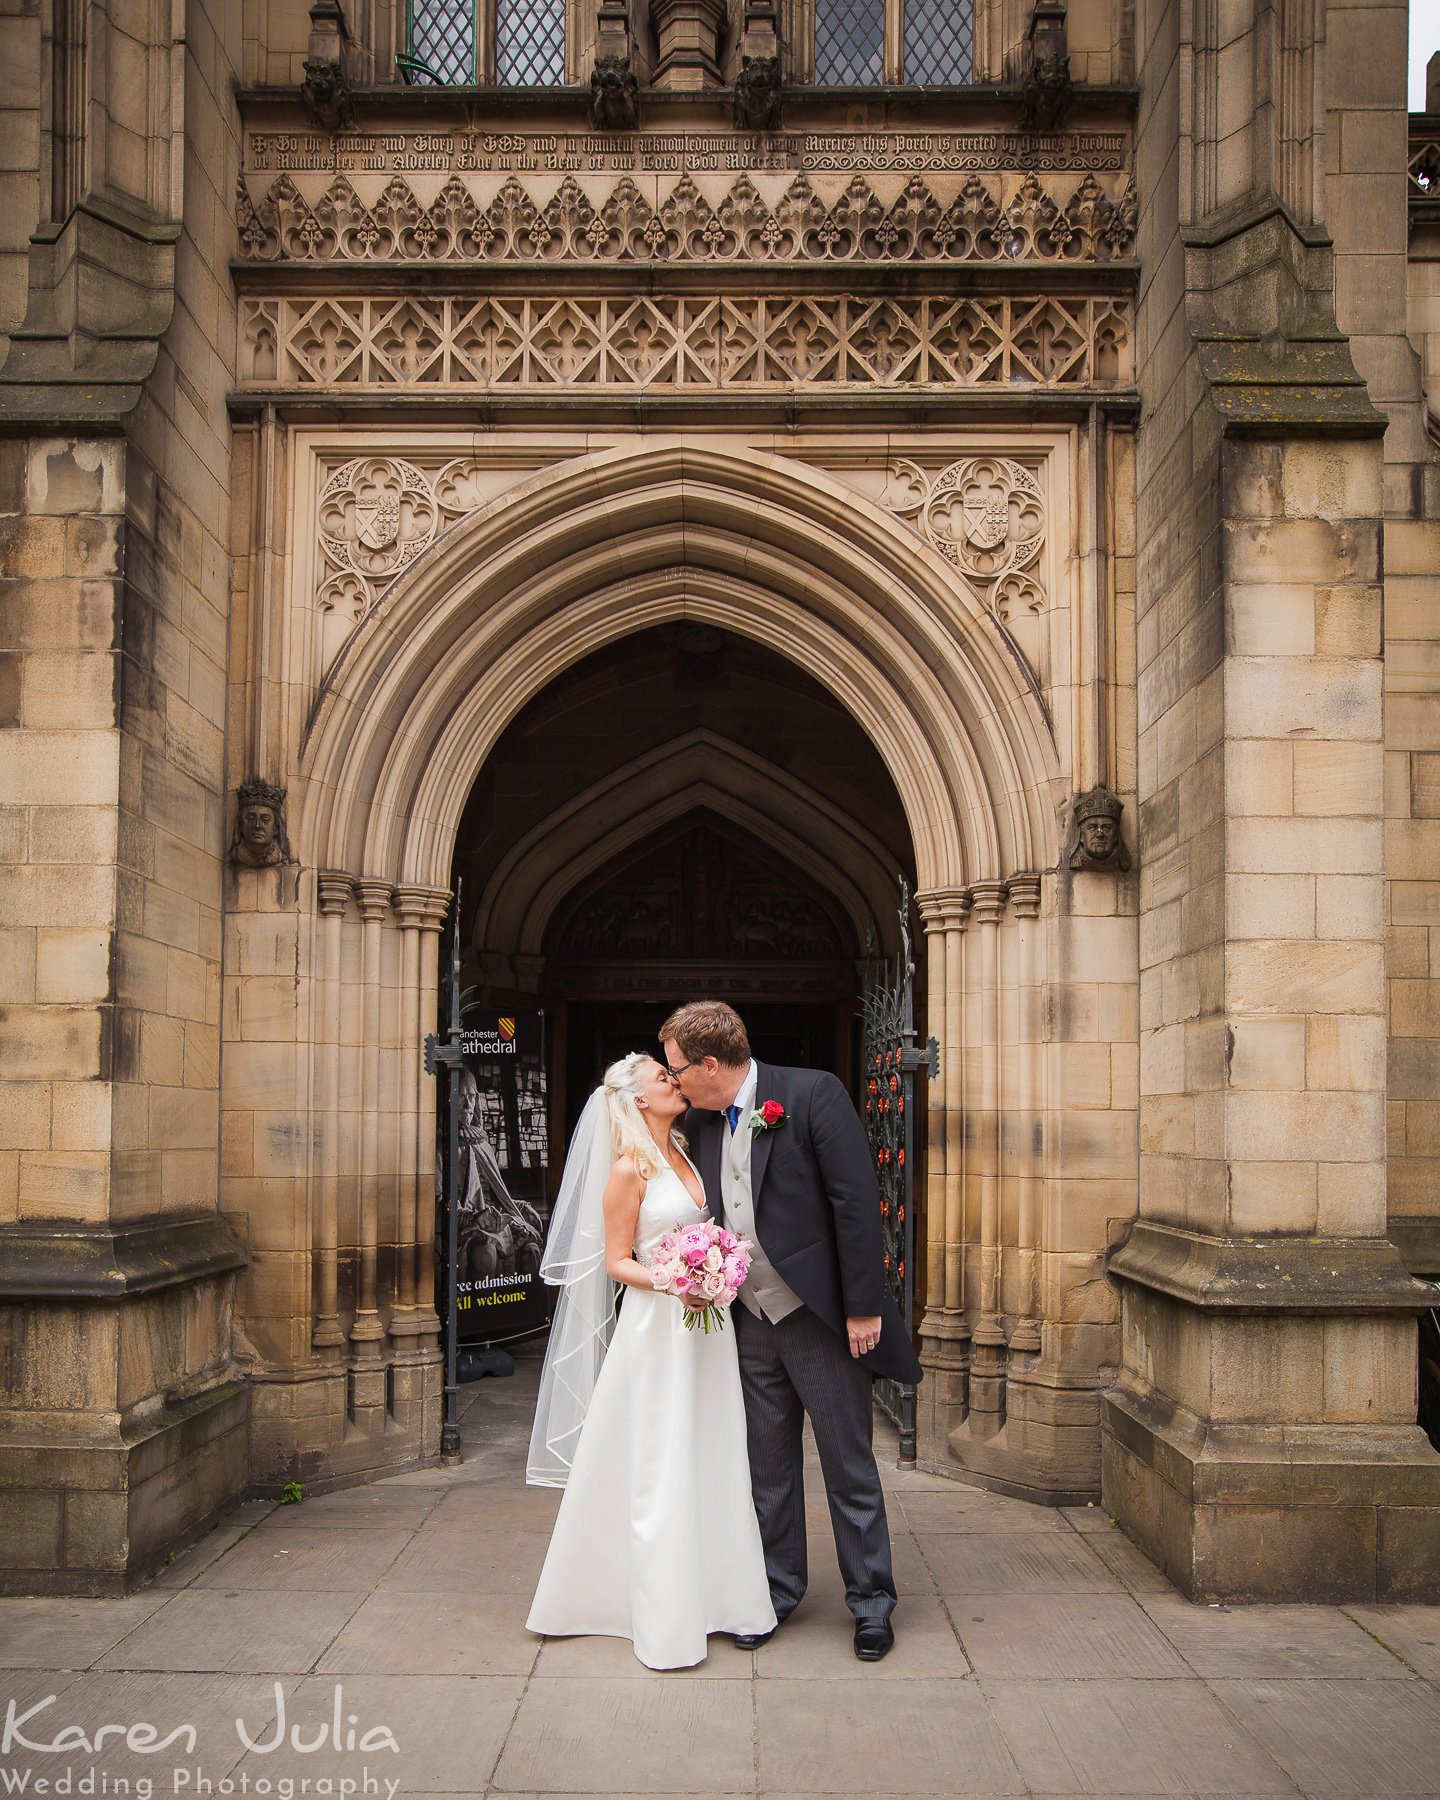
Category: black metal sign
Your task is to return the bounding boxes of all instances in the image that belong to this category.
[424,889,550,1458]
[860,878,938,1467]
[451,1010,549,1336]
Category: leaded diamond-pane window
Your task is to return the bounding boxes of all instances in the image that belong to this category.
[408,0,474,83]
[815,0,883,84]
[496,0,566,84]
[904,0,973,83]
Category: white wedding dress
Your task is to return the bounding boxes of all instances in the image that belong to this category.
[526,1164,777,1669]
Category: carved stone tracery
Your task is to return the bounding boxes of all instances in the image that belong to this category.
[318,457,439,580]
[315,454,521,622]
[885,457,1046,616]
[234,168,1136,267]
[241,293,1133,393]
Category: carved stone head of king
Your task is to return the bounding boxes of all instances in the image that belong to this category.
[231,780,292,868]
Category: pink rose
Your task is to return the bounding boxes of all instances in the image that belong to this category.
[651,1266,673,1290]
[702,1272,725,1298]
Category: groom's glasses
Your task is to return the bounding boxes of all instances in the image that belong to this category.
[665,1061,696,1080]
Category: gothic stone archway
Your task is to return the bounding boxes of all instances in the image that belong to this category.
[221,432,1134,1509]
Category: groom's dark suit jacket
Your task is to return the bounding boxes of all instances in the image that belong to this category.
[688,1062,923,1386]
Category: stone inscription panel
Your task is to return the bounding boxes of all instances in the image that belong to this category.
[246,129,1130,176]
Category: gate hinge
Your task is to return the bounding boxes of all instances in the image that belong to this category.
[900,1036,940,1079]
[423,1033,466,1075]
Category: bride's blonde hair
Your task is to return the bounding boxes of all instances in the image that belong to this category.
[603,1052,683,1181]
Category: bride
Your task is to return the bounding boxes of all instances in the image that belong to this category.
[525,1052,776,1669]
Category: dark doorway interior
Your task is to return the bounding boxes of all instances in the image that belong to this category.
[451,623,918,1147]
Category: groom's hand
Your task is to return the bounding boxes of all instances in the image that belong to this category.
[847,1315,882,1359]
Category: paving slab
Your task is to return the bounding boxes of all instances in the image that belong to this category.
[426,1483,563,1529]
[756,1592,971,1679]
[955,1594,1188,1680]
[494,1676,754,1792]
[1140,1593,1413,1680]
[1057,1504,1113,1533]
[228,1673,527,1792]
[897,1489,1070,1534]
[756,1675,1025,1794]
[1076,1526,1177,1594]
[376,1525,551,1596]
[189,1528,415,1592]
[259,1489,446,1530]
[915,1530,1120,1596]
[1210,1677,1440,1793]
[94,1589,365,1674]
[982,1677,1295,1795]
[532,1631,752,1677]
[1346,1603,1440,1681]
[316,1590,542,1677]
[150,1525,256,1590]
[0,1594,173,1669]
[0,1670,298,1788]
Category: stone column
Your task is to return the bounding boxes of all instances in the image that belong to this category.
[349,880,392,1407]
[412,892,449,1341]
[313,872,352,1357]
[916,888,971,1463]
[392,884,448,1351]
[650,0,725,87]
[1110,0,1440,1600]
[0,438,246,1593]
[966,880,1008,1429]
[1007,874,1043,1354]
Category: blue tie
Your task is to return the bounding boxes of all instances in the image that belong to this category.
[726,1104,741,1134]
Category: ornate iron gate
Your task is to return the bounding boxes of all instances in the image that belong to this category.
[860,880,938,1467]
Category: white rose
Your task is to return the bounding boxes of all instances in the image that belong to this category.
[704,1245,723,1272]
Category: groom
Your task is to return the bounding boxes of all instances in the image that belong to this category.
[659,1000,922,1662]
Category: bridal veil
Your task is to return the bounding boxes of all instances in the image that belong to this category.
[525,1087,618,1486]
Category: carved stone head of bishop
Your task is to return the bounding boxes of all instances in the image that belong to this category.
[1069,784,1130,873]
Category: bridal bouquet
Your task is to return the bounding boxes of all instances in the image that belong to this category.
[649,1218,753,1333]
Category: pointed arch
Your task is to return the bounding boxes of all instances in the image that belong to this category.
[471,729,905,966]
[298,441,1062,890]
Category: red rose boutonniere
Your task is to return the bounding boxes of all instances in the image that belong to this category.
[748,1100,787,1133]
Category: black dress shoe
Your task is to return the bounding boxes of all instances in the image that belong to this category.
[733,1628,775,1650]
[853,1620,895,1661]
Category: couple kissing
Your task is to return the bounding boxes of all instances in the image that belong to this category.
[525,1000,922,1671]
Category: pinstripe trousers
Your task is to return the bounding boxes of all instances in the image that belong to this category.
[733,1303,897,1625]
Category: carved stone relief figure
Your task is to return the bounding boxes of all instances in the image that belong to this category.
[1068,785,1130,872]
[230,780,293,868]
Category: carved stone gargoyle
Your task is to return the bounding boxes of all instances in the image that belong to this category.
[734,54,782,132]
[230,779,294,870]
[1020,0,1072,133]
[302,0,353,130]
[1068,784,1131,873]
[591,54,641,130]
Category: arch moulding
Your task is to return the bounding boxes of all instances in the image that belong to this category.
[295,441,1065,895]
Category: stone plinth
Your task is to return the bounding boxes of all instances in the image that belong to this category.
[1104,1225,1440,1601]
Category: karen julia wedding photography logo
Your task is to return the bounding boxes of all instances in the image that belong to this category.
[2,1684,401,1800]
